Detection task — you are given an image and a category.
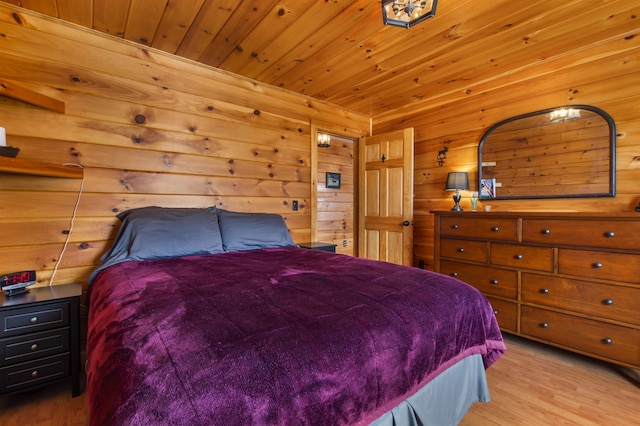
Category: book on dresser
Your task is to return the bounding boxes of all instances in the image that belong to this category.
[432,211,639,369]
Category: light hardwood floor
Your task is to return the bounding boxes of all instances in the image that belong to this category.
[0,334,637,425]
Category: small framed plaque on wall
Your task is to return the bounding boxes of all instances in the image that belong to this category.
[326,172,341,189]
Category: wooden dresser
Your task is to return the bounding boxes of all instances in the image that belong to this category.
[433,211,639,369]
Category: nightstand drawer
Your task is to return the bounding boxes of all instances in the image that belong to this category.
[491,243,553,271]
[440,216,518,241]
[1,301,69,338]
[0,353,70,393]
[440,260,517,299]
[440,238,487,262]
[0,328,70,366]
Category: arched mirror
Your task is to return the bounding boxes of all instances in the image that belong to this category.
[477,105,616,200]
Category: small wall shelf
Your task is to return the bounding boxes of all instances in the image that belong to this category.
[0,78,66,113]
[0,157,83,179]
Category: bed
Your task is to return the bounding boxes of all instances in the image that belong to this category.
[86,207,506,425]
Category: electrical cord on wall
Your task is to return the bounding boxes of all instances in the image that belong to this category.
[48,163,85,287]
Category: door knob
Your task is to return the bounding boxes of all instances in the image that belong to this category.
[402,221,410,226]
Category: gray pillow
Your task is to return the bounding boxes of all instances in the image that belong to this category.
[217,209,296,252]
[89,207,223,282]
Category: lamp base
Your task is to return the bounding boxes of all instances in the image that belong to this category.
[451,191,463,212]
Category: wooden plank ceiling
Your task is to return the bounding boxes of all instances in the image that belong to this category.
[3,0,638,120]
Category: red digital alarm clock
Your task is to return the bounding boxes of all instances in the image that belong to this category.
[1,270,36,296]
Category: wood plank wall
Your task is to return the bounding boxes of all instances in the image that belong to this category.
[0,5,369,289]
[375,12,640,270]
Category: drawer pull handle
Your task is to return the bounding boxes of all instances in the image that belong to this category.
[540,288,549,294]
[450,272,459,277]
[30,344,38,351]
[604,231,615,238]
[602,299,613,306]
[540,322,549,329]
[491,227,499,232]
[542,229,550,234]
[493,310,499,316]
[31,370,39,378]
[602,338,613,345]
[451,224,459,229]
[592,262,603,269]
[29,316,38,324]
[490,279,498,285]
[456,248,465,253]
[514,254,523,260]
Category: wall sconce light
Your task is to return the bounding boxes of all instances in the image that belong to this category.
[550,107,581,122]
[317,132,331,148]
[382,0,438,29]
[445,172,470,212]
[437,147,448,167]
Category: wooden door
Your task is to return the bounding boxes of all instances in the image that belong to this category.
[358,128,414,266]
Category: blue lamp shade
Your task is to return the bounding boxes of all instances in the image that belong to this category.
[445,172,469,212]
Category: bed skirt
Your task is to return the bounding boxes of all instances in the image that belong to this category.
[371,354,489,426]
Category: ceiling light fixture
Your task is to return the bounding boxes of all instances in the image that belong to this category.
[382,0,438,29]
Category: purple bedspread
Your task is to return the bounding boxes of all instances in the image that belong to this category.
[87,247,505,425]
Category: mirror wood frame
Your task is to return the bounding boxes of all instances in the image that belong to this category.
[477,104,616,200]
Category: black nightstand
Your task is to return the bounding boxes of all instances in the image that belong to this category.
[298,242,337,253]
[0,283,82,397]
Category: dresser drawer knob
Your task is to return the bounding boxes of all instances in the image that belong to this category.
[451,224,459,229]
[592,262,603,269]
[450,272,459,277]
[29,316,38,324]
[491,227,499,232]
[493,310,499,316]
[602,338,613,345]
[542,229,550,234]
[604,231,615,238]
[540,288,549,294]
[490,279,499,285]
[30,344,38,351]
[31,370,39,378]
[602,299,613,306]
[514,254,523,260]
[540,322,549,328]
[456,248,465,253]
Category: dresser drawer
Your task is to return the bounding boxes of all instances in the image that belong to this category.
[523,219,640,250]
[440,260,517,299]
[0,353,70,393]
[1,301,69,338]
[0,328,70,366]
[440,238,487,263]
[521,306,639,368]
[558,249,640,284]
[440,216,518,241]
[490,243,553,271]
[522,273,639,325]
[486,297,517,333]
